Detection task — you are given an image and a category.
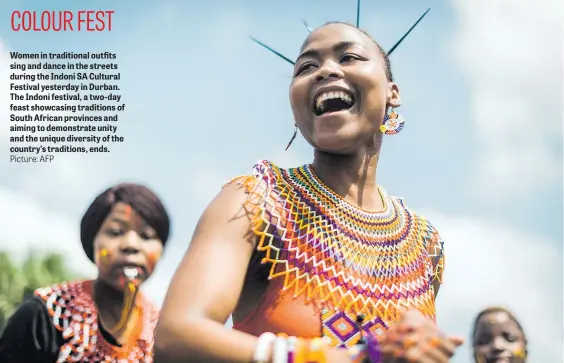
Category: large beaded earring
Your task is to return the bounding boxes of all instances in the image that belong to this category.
[379,108,405,135]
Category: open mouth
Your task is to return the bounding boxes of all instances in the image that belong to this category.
[123,267,140,280]
[487,357,512,363]
[313,90,356,116]
[114,262,146,279]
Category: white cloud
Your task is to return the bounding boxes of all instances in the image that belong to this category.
[451,0,563,199]
[0,187,96,277]
[444,4,563,359]
[430,212,561,363]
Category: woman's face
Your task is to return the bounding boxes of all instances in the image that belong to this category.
[93,202,163,291]
[473,311,527,363]
[289,23,400,154]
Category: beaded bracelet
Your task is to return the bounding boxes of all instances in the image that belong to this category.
[253,333,329,363]
[272,335,288,363]
[254,333,276,363]
[308,338,327,363]
[253,332,385,363]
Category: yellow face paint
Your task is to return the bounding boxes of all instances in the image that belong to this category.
[514,349,526,359]
[97,248,110,266]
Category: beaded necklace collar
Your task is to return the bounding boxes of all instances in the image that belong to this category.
[233,160,444,347]
[35,280,159,362]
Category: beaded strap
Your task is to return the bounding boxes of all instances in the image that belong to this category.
[365,334,382,363]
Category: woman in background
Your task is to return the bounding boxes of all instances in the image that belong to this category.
[0,183,170,363]
[472,307,528,363]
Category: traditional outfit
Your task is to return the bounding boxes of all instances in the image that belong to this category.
[0,280,159,363]
[231,161,445,348]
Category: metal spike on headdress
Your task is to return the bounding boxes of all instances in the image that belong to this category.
[387,8,431,55]
[302,20,312,33]
[249,2,431,64]
[356,0,361,27]
[249,36,295,65]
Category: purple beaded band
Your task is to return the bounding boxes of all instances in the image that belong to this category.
[366,333,382,363]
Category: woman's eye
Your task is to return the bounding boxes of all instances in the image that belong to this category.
[295,63,315,76]
[107,229,122,236]
[477,334,493,345]
[141,232,156,240]
[341,54,360,62]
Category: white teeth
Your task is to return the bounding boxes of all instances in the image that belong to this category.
[123,267,139,280]
[315,90,354,113]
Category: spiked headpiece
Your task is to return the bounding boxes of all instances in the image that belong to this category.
[250,0,430,65]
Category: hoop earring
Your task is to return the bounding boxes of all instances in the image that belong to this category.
[379,108,405,135]
[285,125,298,150]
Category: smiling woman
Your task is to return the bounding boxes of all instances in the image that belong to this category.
[0,183,171,363]
[289,22,397,153]
[472,307,528,363]
[154,19,462,363]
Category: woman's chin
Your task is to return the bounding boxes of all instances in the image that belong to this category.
[311,133,362,155]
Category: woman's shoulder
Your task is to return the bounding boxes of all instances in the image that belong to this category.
[4,295,54,329]
[12,295,50,316]
[34,280,96,321]
[222,160,301,202]
[34,279,92,301]
[219,160,302,222]
[223,159,291,187]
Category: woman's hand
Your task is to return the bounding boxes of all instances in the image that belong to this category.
[379,310,464,363]
[325,347,356,363]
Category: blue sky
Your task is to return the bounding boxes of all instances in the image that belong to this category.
[0,0,562,362]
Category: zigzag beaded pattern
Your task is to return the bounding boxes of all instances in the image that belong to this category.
[229,160,445,347]
[34,280,158,363]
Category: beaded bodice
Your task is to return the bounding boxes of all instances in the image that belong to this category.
[230,160,445,347]
[34,280,159,362]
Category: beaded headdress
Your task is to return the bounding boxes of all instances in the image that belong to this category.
[250,0,431,64]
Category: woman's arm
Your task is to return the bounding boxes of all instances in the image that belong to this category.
[154,182,263,363]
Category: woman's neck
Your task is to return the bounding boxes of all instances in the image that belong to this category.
[311,148,383,211]
[93,278,137,328]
